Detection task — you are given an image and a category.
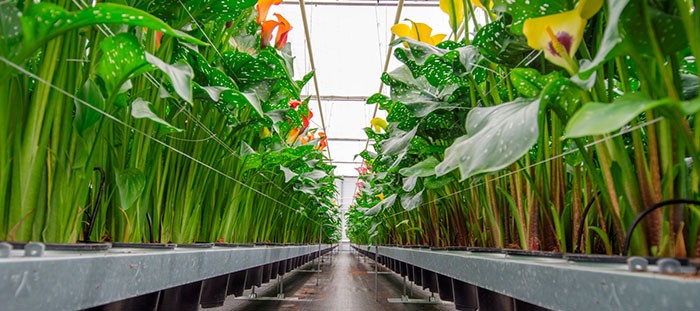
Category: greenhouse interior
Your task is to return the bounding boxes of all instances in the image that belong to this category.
[1,0,700,310]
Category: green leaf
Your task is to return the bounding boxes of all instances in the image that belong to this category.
[511,68,546,98]
[565,93,673,138]
[577,0,630,79]
[222,91,262,116]
[493,0,567,34]
[384,66,459,117]
[20,3,204,57]
[115,168,146,210]
[184,0,258,23]
[403,176,418,192]
[436,97,540,180]
[131,98,182,132]
[146,54,194,104]
[618,2,687,59]
[363,194,397,216]
[379,126,418,156]
[392,38,447,65]
[399,157,439,177]
[681,74,699,100]
[74,80,105,136]
[280,165,298,183]
[0,2,22,59]
[400,191,423,212]
[96,33,150,97]
[472,18,533,68]
[681,97,700,115]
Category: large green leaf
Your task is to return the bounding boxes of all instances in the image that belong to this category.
[435,97,540,180]
[96,33,150,97]
[384,66,460,117]
[400,191,423,211]
[379,125,418,156]
[115,168,146,210]
[74,80,105,136]
[577,0,630,79]
[131,98,182,132]
[620,3,688,58]
[146,54,194,104]
[493,0,567,34]
[564,93,673,138]
[0,2,22,59]
[472,17,533,68]
[184,0,258,22]
[363,194,397,216]
[399,157,439,177]
[20,3,203,57]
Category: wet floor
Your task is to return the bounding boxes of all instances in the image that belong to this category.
[212,249,455,311]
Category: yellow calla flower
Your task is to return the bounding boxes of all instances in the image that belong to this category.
[439,0,464,34]
[377,193,385,201]
[370,117,388,133]
[471,0,493,12]
[260,127,271,138]
[391,21,446,46]
[522,0,602,75]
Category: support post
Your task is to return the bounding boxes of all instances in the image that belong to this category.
[374,238,378,301]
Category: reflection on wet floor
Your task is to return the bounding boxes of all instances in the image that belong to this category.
[212,249,455,311]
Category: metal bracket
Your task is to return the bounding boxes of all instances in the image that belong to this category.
[388,292,439,304]
[24,242,44,257]
[0,242,11,258]
[657,258,681,274]
[234,273,314,302]
[627,257,648,272]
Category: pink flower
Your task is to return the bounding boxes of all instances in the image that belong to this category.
[355,181,364,189]
[355,166,368,175]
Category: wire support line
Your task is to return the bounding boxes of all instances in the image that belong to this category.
[71,0,316,212]
[364,0,405,151]
[177,0,224,59]
[385,116,665,219]
[0,56,321,226]
[298,0,333,162]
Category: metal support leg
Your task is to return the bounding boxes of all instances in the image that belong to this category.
[374,239,378,302]
[402,276,409,302]
[277,274,285,299]
[249,286,257,299]
[316,222,322,286]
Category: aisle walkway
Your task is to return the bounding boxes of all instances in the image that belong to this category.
[213,249,455,311]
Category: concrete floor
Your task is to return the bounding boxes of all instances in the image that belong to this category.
[211,249,456,311]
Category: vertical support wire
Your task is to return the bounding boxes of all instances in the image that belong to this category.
[298,0,333,161]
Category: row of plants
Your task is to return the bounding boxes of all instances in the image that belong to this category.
[348,0,700,258]
[0,0,340,244]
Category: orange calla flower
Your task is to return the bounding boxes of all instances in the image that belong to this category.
[274,13,292,50]
[286,127,301,144]
[261,20,279,49]
[317,132,327,151]
[289,99,301,108]
[256,0,283,24]
[302,110,313,128]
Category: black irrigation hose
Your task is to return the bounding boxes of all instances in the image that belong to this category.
[574,191,601,254]
[622,199,700,256]
[84,167,106,242]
